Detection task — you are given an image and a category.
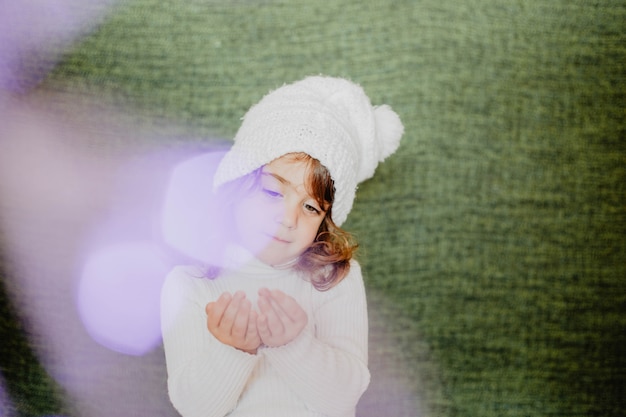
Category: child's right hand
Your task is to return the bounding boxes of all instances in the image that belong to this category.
[256,288,308,347]
[205,291,261,355]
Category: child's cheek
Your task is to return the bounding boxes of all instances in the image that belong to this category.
[233,196,279,252]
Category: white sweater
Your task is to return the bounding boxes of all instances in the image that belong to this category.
[160,246,370,417]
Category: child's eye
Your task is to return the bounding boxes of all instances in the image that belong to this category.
[304,203,321,214]
[262,188,282,198]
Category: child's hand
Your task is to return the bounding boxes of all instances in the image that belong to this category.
[257,288,308,347]
[205,291,261,354]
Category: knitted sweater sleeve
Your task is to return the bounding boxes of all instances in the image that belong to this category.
[261,261,370,416]
[160,266,259,417]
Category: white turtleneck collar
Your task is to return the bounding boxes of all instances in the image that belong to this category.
[222,244,299,278]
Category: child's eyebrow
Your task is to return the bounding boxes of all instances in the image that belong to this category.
[261,171,291,186]
[262,169,326,210]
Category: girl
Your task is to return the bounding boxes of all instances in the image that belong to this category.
[161,75,404,417]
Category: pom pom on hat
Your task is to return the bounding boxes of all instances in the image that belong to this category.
[214,75,404,225]
[374,105,404,161]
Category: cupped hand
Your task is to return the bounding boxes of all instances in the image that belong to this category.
[257,288,308,347]
[206,291,261,354]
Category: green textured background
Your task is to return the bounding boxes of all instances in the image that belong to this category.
[1,0,625,416]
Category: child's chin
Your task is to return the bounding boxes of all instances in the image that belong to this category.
[257,252,288,267]
[256,248,297,267]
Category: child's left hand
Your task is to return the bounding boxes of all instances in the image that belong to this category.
[205,291,261,354]
[257,288,308,347]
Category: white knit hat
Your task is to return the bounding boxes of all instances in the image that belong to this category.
[213,75,404,225]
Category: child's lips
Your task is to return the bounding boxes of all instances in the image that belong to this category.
[266,233,290,243]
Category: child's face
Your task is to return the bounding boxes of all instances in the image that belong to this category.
[233,155,326,266]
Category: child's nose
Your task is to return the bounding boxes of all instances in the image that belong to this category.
[277,201,297,229]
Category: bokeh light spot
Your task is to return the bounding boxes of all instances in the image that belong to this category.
[77,241,170,356]
[160,151,230,264]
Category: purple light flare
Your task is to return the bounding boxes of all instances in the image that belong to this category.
[0,0,121,92]
[159,151,230,266]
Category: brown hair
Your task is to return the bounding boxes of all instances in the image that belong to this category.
[286,153,357,290]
